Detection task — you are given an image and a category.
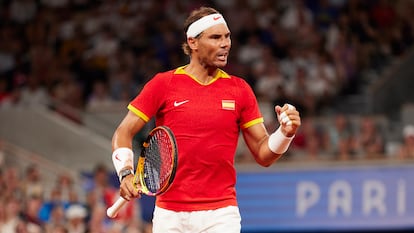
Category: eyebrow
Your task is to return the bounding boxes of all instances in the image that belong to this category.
[207,31,231,38]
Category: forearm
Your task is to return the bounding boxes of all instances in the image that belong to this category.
[112,126,135,150]
[254,127,294,167]
[111,111,146,177]
[254,146,283,167]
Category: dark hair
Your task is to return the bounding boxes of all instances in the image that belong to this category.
[182,7,220,56]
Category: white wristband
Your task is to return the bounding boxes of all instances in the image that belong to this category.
[268,127,295,154]
[112,147,134,177]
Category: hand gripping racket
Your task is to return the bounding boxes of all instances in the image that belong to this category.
[107,126,178,218]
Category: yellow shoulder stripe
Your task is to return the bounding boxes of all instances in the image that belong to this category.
[127,104,150,122]
[242,117,264,129]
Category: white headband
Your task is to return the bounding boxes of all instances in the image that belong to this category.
[186,13,227,38]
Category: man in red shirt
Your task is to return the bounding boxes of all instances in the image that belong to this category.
[111,6,301,233]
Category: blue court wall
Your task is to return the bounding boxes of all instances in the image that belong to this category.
[237,163,414,233]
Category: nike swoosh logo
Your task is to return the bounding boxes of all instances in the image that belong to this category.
[174,100,189,107]
[213,16,221,20]
[115,154,121,161]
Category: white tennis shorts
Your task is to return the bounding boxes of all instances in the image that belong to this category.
[152,205,241,233]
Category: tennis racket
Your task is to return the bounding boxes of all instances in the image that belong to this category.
[107,126,178,218]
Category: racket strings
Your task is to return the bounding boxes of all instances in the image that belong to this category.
[143,130,173,193]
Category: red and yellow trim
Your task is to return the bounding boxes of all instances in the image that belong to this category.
[174,66,230,85]
[128,104,150,122]
[242,117,264,129]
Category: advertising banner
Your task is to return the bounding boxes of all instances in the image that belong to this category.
[237,164,414,232]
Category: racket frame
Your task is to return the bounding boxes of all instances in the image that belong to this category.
[133,126,178,196]
[107,126,177,218]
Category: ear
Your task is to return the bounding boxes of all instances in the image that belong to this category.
[188,37,198,51]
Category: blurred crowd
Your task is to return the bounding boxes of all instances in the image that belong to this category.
[236,112,414,162]
[1,0,414,118]
[1,0,414,232]
[0,162,148,233]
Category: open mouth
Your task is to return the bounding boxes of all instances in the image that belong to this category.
[217,53,228,61]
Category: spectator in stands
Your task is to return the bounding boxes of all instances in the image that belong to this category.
[86,79,116,112]
[352,115,385,159]
[285,66,317,116]
[65,204,87,233]
[87,203,113,233]
[49,70,84,123]
[84,24,120,72]
[2,166,23,200]
[237,34,265,66]
[84,164,112,211]
[21,164,44,199]
[44,205,67,233]
[108,63,140,104]
[329,30,358,94]
[307,51,339,107]
[254,59,285,102]
[397,124,414,159]
[305,120,325,160]
[19,74,51,109]
[0,196,24,233]
[84,163,137,227]
[290,117,325,161]
[39,172,79,224]
[56,173,78,205]
[279,0,314,34]
[324,114,354,161]
[20,194,45,233]
[39,188,65,222]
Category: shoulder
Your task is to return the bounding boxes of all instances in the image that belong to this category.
[228,74,254,91]
[148,69,178,86]
[153,69,176,80]
[231,75,250,85]
[219,69,251,86]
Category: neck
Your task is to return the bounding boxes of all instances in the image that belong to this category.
[184,61,218,84]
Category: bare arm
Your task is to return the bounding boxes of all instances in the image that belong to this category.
[242,104,301,167]
[112,111,147,150]
[112,111,147,200]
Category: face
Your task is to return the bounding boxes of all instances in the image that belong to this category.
[189,23,231,68]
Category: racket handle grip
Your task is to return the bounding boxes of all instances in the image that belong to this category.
[107,197,128,218]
